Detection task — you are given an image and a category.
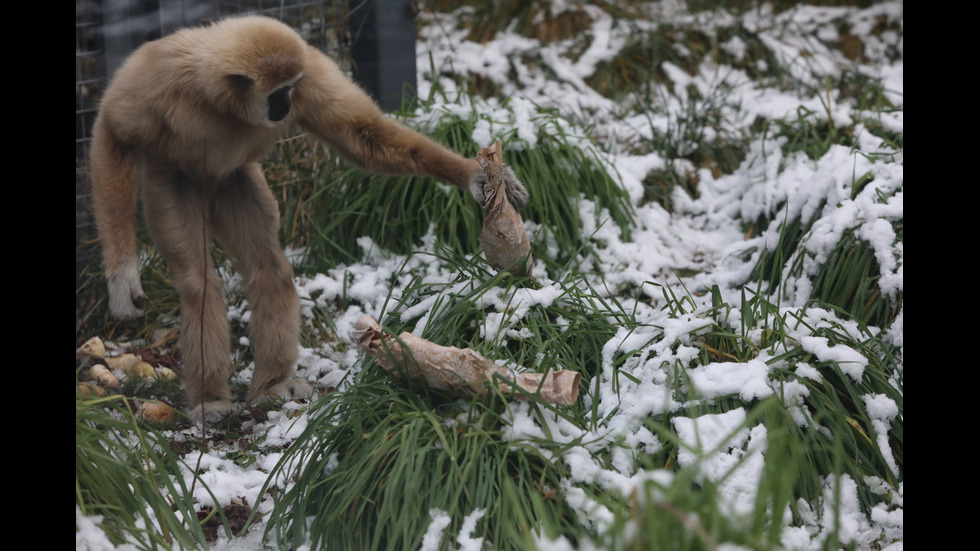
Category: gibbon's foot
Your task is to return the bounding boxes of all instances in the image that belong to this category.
[469,167,529,210]
[249,378,315,405]
[187,399,237,422]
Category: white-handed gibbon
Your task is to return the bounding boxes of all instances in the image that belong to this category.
[90,15,529,419]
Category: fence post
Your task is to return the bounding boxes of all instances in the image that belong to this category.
[348,0,418,112]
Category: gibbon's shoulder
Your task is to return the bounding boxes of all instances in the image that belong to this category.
[169,16,305,49]
[98,16,311,145]
[105,16,309,104]
[146,16,309,86]
[112,16,307,74]
[161,15,302,45]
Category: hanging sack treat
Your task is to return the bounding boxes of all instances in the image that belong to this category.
[477,140,533,278]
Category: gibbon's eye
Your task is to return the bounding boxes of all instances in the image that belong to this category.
[267,84,292,122]
[227,74,254,90]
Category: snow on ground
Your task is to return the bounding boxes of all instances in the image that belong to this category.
[77,2,902,550]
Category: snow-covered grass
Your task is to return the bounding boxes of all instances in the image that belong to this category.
[76,1,902,550]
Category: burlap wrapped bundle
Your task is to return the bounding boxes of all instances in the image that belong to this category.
[477,140,533,277]
[353,316,579,405]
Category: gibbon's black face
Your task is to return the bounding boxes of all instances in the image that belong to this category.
[267,84,293,122]
[227,74,296,125]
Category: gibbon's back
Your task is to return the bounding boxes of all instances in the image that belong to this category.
[94,16,308,179]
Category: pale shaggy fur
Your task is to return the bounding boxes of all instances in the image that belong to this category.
[89,15,528,419]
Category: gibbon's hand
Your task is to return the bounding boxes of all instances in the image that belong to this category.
[107,271,145,319]
[468,166,529,210]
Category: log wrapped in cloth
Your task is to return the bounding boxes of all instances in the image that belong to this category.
[353,316,580,405]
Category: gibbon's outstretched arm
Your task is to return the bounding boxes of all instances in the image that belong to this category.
[293,45,529,209]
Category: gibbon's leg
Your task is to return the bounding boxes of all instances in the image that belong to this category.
[210,163,311,404]
[142,168,235,416]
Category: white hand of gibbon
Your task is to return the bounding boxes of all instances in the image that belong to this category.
[469,166,529,209]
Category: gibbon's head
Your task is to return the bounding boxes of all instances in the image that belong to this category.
[201,16,307,127]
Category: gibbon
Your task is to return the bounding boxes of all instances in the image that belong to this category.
[90,15,529,418]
